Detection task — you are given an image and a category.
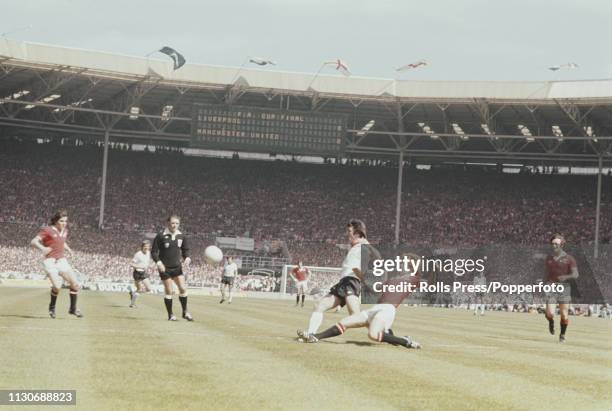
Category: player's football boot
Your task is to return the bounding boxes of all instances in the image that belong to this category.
[49,309,56,319]
[548,319,555,335]
[68,309,83,318]
[403,336,421,349]
[219,299,225,304]
[183,312,194,322]
[168,315,177,321]
[559,334,566,343]
[306,334,319,343]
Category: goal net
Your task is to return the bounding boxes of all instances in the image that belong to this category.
[281,265,342,297]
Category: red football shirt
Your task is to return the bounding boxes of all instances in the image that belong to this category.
[545,254,576,283]
[292,267,309,282]
[38,226,67,259]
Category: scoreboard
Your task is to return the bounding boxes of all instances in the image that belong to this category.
[192,104,346,155]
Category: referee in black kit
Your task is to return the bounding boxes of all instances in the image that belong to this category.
[152,215,194,321]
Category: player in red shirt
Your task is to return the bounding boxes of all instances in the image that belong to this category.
[290,261,309,307]
[299,253,422,349]
[544,234,579,342]
[30,210,83,319]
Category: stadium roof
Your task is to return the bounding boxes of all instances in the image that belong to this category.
[1,39,612,166]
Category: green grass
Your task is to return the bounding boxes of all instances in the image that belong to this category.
[0,287,610,411]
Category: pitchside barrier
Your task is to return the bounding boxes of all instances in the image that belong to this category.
[0,277,300,300]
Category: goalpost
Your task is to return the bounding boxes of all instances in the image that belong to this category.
[281,265,342,297]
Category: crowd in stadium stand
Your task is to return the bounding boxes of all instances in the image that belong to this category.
[1,138,611,303]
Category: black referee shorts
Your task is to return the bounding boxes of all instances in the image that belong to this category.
[329,276,361,307]
[159,266,183,281]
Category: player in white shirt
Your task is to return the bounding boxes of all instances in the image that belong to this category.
[220,256,238,304]
[128,240,156,307]
[298,220,379,339]
[472,271,487,316]
[299,263,422,349]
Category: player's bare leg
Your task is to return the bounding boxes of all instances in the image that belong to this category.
[173,275,193,321]
[131,278,153,307]
[304,311,368,342]
[545,303,555,335]
[473,296,485,316]
[367,317,420,349]
[298,285,306,307]
[302,294,340,336]
[344,294,361,315]
[220,283,227,303]
[141,278,152,293]
[46,271,62,319]
[130,280,141,307]
[60,270,83,318]
[162,278,176,320]
[558,303,569,342]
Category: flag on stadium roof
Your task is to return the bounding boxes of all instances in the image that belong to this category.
[356,120,375,137]
[396,60,427,72]
[249,57,276,66]
[548,62,579,71]
[324,59,351,76]
[158,46,186,70]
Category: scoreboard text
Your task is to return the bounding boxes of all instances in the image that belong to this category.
[192,104,346,154]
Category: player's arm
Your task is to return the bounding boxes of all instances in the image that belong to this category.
[353,244,381,281]
[233,265,239,287]
[559,259,579,281]
[289,268,297,282]
[30,235,51,255]
[181,236,191,266]
[352,267,365,281]
[151,235,165,272]
[567,265,579,280]
[148,258,157,271]
[129,253,139,270]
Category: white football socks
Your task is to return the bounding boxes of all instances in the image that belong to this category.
[307,312,323,334]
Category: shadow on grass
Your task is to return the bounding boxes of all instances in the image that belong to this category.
[318,339,377,347]
[485,334,543,343]
[343,340,377,347]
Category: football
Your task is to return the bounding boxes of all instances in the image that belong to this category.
[204,245,223,265]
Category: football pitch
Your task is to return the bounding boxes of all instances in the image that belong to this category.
[0,288,610,411]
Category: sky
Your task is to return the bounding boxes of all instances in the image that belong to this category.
[2,0,611,81]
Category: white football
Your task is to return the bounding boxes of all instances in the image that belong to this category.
[204,245,223,265]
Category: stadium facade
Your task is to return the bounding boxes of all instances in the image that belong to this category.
[1,39,611,249]
[1,38,611,166]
